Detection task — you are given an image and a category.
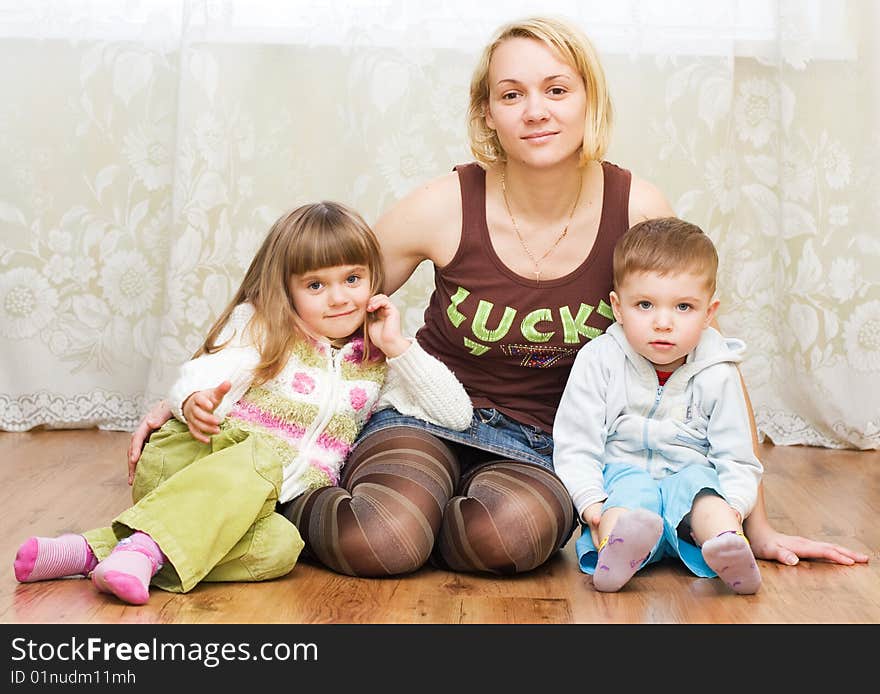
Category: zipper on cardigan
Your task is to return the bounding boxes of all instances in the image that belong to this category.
[298,345,343,457]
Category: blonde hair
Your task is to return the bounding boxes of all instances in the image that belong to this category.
[467,15,613,167]
[195,201,385,385]
[613,217,718,295]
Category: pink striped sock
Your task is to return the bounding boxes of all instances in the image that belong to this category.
[91,532,165,606]
[14,534,98,582]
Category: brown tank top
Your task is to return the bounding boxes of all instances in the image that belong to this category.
[415,161,632,433]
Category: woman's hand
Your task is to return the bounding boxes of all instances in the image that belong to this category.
[366,293,411,358]
[746,521,869,566]
[181,381,232,445]
[744,483,869,565]
[127,399,173,485]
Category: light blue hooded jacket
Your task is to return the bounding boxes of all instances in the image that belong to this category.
[553,322,763,521]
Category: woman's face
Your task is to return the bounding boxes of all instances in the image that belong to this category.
[484,37,587,169]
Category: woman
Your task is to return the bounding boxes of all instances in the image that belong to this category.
[130,16,867,576]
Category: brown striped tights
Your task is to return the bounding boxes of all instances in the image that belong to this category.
[281,426,575,577]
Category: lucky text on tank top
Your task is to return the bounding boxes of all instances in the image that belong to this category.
[443,284,614,365]
[415,161,631,431]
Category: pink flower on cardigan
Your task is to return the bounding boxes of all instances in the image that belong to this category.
[349,386,368,411]
[345,337,364,363]
[291,372,315,394]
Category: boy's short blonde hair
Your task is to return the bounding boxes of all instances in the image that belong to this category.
[467,16,612,167]
[613,217,718,295]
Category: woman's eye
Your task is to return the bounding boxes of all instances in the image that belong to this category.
[501,91,520,100]
[548,87,567,96]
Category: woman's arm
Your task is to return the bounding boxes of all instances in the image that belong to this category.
[735,368,869,565]
[628,173,676,225]
[715,323,868,564]
[373,171,462,294]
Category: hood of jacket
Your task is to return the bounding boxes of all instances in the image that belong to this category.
[605,322,744,385]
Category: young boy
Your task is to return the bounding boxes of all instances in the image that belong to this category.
[553,217,763,594]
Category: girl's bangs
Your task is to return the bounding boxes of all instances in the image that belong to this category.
[288,222,372,275]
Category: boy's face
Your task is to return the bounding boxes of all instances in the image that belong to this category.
[610,270,719,372]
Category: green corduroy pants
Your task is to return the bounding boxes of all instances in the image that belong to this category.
[84,419,303,593]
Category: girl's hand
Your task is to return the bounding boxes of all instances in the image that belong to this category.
[181,381,232,445]
[366,293,410,358]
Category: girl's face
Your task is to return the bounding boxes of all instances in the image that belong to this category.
[484,37,587,169]
[288,263,372,341]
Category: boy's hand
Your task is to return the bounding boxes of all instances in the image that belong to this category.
[582,502,605,547]
[182,381,232,443]
[366,293,410,358]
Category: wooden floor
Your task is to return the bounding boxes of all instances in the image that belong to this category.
[0,428,877,624]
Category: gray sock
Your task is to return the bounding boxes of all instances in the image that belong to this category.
[702,531,762,595]
[593,508,663,592]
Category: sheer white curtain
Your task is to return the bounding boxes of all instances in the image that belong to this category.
[1,0,877,448]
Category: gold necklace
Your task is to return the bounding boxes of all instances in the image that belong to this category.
[500,167,583,283]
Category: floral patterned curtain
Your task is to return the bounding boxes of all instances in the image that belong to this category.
[1,0,877,448]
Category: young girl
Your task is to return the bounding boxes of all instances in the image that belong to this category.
[13,201,473,605]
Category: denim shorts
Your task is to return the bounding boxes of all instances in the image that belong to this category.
[354,406,556,474]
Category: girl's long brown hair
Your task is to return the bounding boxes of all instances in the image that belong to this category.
[194,201,385,385]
